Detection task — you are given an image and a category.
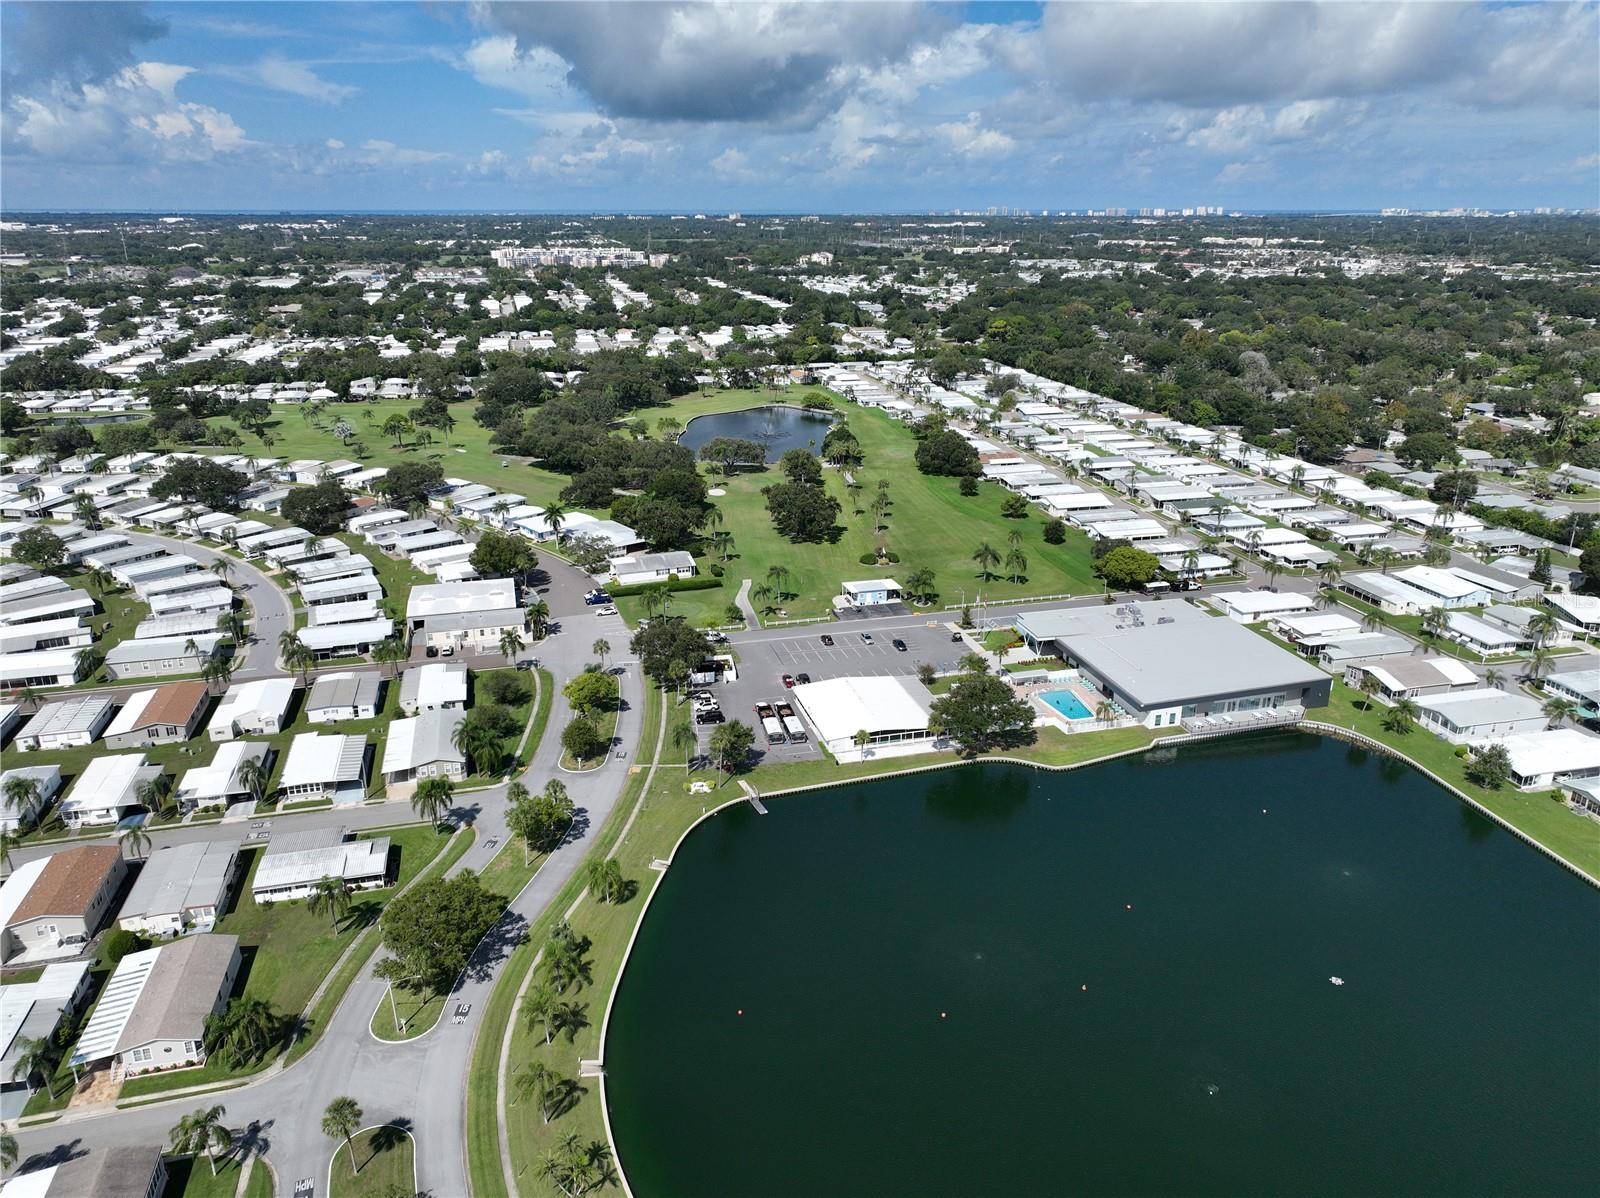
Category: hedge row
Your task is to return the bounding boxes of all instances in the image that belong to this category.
[605,575,725,598]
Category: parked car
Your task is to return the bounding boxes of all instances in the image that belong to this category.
[860,633,874,645]
[708,631,729,644]
[782,674,796,688]
[597,605,618,616]
[950,632,963,642]
[426,646,439,658]
[796,673,811,685]
[584,591,611,606]
[892,638,907,652]
[695,708,725,725]
[440,645,454,657]
[820,634,835,646]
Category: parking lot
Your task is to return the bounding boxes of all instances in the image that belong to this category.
[691,618,970,766]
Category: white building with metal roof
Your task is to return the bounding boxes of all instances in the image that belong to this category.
[398,662,467,715]
[69,934,240,1073]
[175,740,271,810]
[251,827,390,903]
[789,676,941,763]
[208,676,294,741]
[14,695,115,751]
[381,708,466,786]
[277,731,368,801]
[1415,689,1547,744]
[117,841,241,937]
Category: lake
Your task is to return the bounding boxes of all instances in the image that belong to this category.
[677,405,836,462]
[604,733,1600,1197]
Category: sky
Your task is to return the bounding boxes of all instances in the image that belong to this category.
[2,1,1597,213]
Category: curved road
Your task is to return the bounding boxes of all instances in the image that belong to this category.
[9,552,638,1198]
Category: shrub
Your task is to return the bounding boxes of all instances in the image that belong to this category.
[958,476,979,497]
[100,928,148,966]
[605,575,722,598]
[858,552,878,565]
[884,550,900,563]
[479,670,532,707]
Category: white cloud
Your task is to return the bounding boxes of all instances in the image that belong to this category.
[936,114,1017,160]
[222,56,357,105]
[7,61,246,161]
[710,147,753,180]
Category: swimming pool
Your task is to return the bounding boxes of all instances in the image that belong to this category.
[1039,689,1094,721]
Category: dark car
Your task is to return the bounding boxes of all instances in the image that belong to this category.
[584,591,611,606]
[796,673,811,685]
[951,632,963,642]
[820,634,835,647]
[695,708,726,725]
[782,674,796,688]
[892,638,907,652]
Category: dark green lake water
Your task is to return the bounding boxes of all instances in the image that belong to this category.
[678,406,836,461]
[604,733,1600,1197]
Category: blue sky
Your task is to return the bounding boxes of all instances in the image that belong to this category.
[2,1,1596,212]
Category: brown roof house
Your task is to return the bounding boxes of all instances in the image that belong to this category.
[103,681,209,750]
[0,844,126,965]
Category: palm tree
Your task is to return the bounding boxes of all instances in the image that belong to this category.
[1383,696,1419,735]
[499,626,526,663]
[1374,546,1396,574]
[1525,646,1555,685]
[412,775,455,825]
[216,609,247,642]
[1317,561,1343,602]
[1543,696,1577,728]
[542,503,567,541]
[1527,610,1560,648]
[585,858,625,903]
[1349,672,1380,715]
[1095,701,1116,726]
[904,567,935,605]
[971,541,1000,581]
[512,1061,566,1125]
[322,1096,363,1174]
[1004,547,1028,583]
[526,600,551,639]
[591,638,611,671]
[200,653,234,696]
[73,645,101,680]
[3,776,42,828]
[372,637,407,679]
[307,875,352,929]
[710,529,734,562]
[1482,666,1505,690]
[670,720,697,769]
[452,718,501,777]
[119,822,152,860]
[169,1104,232,1176]
[136,776,173,818]
[209,557,235,585]
[10,1035,59,1100]
[277,628,300,665]
[852,728,871,756]
[14,686,42,715]
[236,754,269,805]
[521,982,559,1046]
[2,1128,17,1172]
[203,996,278,1066]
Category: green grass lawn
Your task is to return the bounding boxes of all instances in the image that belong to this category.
[329,1127,414,1198]
[115,823,453,1099]
[558,705,619,771]
[458,667,540,787]
[160,1154,272,1198]
[623,400,1101,625]
[63,569,149,685]
[206,401,573,508]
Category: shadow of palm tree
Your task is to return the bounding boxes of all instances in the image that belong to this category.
[366,1118,414,1166]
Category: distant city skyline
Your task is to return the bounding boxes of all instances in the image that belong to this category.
[2,1,1596,212]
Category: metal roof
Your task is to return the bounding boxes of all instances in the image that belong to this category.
[119,840,239,922]
[70,934,239,1064]
[382,707,466,774]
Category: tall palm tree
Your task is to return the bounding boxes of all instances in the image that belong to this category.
[592,638,611,669]
[307,876,352,929]
[321,1096,363,1174]
[525,600,551,638]
[499,627,526,662]
[1004,547,1028,584]
[3,776,42,827]
[203,997,278,1066]
[236,754,269,805]
[512,1061,565,1125]
[452,719,500,777]
[1527,610,1560,648]
[1543,696,1577,728]
[1357,671,1383,710]
[971,541,1000,581]
[2,1127,17,1172]
[411,775,455,825]
[1482,666,1505,690]
[10,1036,59,1100]
[670,720,697,769]
[1526,646,1555,684]
[73,646,100,681]
[542,503,567,541]
[1383,696,1420,735]
[169,1104,233,1176]
[521,982,559,1046]
[14,686,42,715]
[905,567,935,605]
[209,557,235,584]
[372,637,407,679]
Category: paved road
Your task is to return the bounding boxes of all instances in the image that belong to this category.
[120,531,292,678]
[8,552,639,1198]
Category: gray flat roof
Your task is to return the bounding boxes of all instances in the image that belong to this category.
[307,670,382,711]
[1020,601,1327,709]
[120,840,239,921]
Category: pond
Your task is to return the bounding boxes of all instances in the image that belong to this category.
[604,733,1600,1197]
[677,405,836,462]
